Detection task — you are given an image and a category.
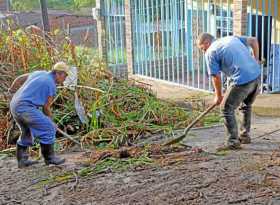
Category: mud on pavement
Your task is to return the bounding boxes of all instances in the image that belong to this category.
[1,116,280,205]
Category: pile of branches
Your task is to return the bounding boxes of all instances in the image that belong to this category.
[0,24,220,151]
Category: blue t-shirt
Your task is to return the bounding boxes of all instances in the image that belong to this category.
[12,71,57,107]
[205,36,261,85]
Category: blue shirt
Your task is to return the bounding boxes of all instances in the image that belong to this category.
[205,36,261,85]
[11,71,57,108]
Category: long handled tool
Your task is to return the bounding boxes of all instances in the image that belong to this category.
[57,127,81,146]
[163,103,216,146]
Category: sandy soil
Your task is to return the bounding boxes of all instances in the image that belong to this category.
[1,116,280,205]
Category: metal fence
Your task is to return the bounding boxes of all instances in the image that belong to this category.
[130,0,233,92]
[102,0,280,93]
[247,0,280,93]
[103,0,127,77]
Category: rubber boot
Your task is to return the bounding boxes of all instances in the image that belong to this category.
[40,143,65,165]
[16,144,38,168]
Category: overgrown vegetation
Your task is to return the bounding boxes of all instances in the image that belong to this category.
[0,23,221,154]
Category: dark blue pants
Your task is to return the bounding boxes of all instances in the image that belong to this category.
[10,104,56,146]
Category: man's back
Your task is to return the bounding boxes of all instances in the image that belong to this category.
[11,71,56,108]
[205,36,261,85]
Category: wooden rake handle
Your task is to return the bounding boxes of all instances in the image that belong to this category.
[163,104,216,146]
[57,127,81,146]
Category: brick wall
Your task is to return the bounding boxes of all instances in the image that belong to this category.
[49,15,96,30]
[0,0,7,11]
[49,15,97,48]
[233,0,248,35]
[1,11,98,48]
[124,0,133,77]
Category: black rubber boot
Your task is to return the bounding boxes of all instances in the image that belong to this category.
[40,143,65,165]
[16,144,38,168]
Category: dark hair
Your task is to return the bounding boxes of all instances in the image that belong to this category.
[197,33,215,45]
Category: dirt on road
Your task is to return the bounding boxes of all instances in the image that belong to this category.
[1,116,280,205]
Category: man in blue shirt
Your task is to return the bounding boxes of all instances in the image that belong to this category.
[9,62,70,168]
[197,33,261,150]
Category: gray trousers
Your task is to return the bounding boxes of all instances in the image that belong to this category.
[220,77,260,145]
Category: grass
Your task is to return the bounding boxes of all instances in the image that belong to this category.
[215,150,230,156]
[202,112,222,127]
[33,153,153,188]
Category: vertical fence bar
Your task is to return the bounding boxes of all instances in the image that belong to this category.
[208,0,211,90]
[135,0,141,74]
[202,0,206,89]
[249,0,252,36]
[166,0,170,81]
[138,0,145,75]
[135,0,139,74]
[273,0,278,90]
[141,0,144,75]
[220,0,223,37]
[138,0,143,75]
[161,0,165,80]
[139,0,142,74]
[135,0,140,74]
[155,0,159,79]
[113,1,118,72]
[141,0,145,76]
[196,0,200,88]
[181,0,185,84]
[144,0,149,76]
[191,0,195,87]
[171,0,175,82]
[213,0,217,38]
[260,0,265,92]
[147,0,152,77]
[255,0,258,39]
[120,0,125,65]
[176,0,180,83]
[266,0,271,92]
[152,0,156,78]
[185,0,190,86]
[107,0,113,65]
[227,0,230,36]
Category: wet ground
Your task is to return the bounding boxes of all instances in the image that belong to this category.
[1,115,280,205]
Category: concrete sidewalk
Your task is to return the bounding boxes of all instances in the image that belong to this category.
[133,76,280,117]
[253,94,280,117]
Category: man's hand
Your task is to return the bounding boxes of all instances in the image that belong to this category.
[214,95,223,105]
[43,96,54,118]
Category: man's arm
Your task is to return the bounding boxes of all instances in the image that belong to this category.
[43,96,54,118]
[212,74,223,105]
[246,37,260,63]
[8,73,29,94]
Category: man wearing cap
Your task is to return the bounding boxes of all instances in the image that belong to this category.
[9,62,70,168]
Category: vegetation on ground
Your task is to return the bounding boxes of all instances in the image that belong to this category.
[0,23,221,159]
